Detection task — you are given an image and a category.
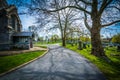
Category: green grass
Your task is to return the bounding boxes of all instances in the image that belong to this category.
[34,41,62,48]
[39,46,48,48]
[34,42,45,46]
[33,42,48,48]
[66,44,120,80]
[0,50,46,74]
[34,41,61,46]
[34,45,48,48]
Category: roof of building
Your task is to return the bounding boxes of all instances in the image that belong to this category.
[13,32,33,37]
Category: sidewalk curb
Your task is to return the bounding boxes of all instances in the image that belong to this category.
[0,49,49,77]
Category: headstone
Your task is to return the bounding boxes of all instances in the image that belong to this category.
[117,45,120,52]
[87,44,90,47]
[75,40,77,45]
[71,41,74,46]
[78,40,82,50]
[83,43,86,49]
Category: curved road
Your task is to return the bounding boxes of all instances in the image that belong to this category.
[0,45,106,80]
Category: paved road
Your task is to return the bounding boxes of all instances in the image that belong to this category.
[0,45,106,80]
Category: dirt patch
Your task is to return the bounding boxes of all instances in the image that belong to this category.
[0,47,47,56]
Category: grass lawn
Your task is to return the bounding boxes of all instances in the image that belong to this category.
[33,42,48,48]
[66,44,120,80]
[34,42,46,47]
[35,45,48,48]
[0,50,46,74]
[34,41,61,47]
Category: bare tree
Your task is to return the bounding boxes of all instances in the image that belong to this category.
[29,0,80,46]
[79,0,120,56]
[42,0,120,57]
[52,0,81,46]
[8,0,120,57]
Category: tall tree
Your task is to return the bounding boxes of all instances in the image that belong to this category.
[43,0,120,56]
[79,0,120,56]
[8,0,120,57]
[52,0,80,46]
[31,0,80,46]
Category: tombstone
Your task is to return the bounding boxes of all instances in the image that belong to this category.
[78,40,82,50]
[75,40,78,45]
[71,41,74,46]
[83,43,86,49]
[117,45,120,52]
[87,44,90,47]
[47,39,50,43]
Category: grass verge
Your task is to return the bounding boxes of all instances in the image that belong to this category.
[0,50,46,74]
[66,44,120,80]
[34,41,61,47]
[34,45,47,48]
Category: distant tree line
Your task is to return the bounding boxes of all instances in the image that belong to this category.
[112,34,120,44]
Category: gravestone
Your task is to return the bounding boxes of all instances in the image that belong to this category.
[87,44,90,47]
[75,40,78,45]
[83,43,86,49]
[117,45,120,52]
[71,41,74,46]
[78,40,82,50]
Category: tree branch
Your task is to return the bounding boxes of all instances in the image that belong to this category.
[99,0,113,15]
[78,0,92,5]
[102,20,120,27]
[84,12,91,31]
[35,5,91,15]
[107,6,120,11]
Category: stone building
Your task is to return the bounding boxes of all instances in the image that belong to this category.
[0,0,33,50]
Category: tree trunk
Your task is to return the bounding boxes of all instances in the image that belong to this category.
[61,29,66,46]
[62,36,66,46]
[91,27,106,57]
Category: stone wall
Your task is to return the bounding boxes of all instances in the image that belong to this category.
[0,44,11,50]
[0,1,24,50]
[0,0,8,9]
[0,32,12,50]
